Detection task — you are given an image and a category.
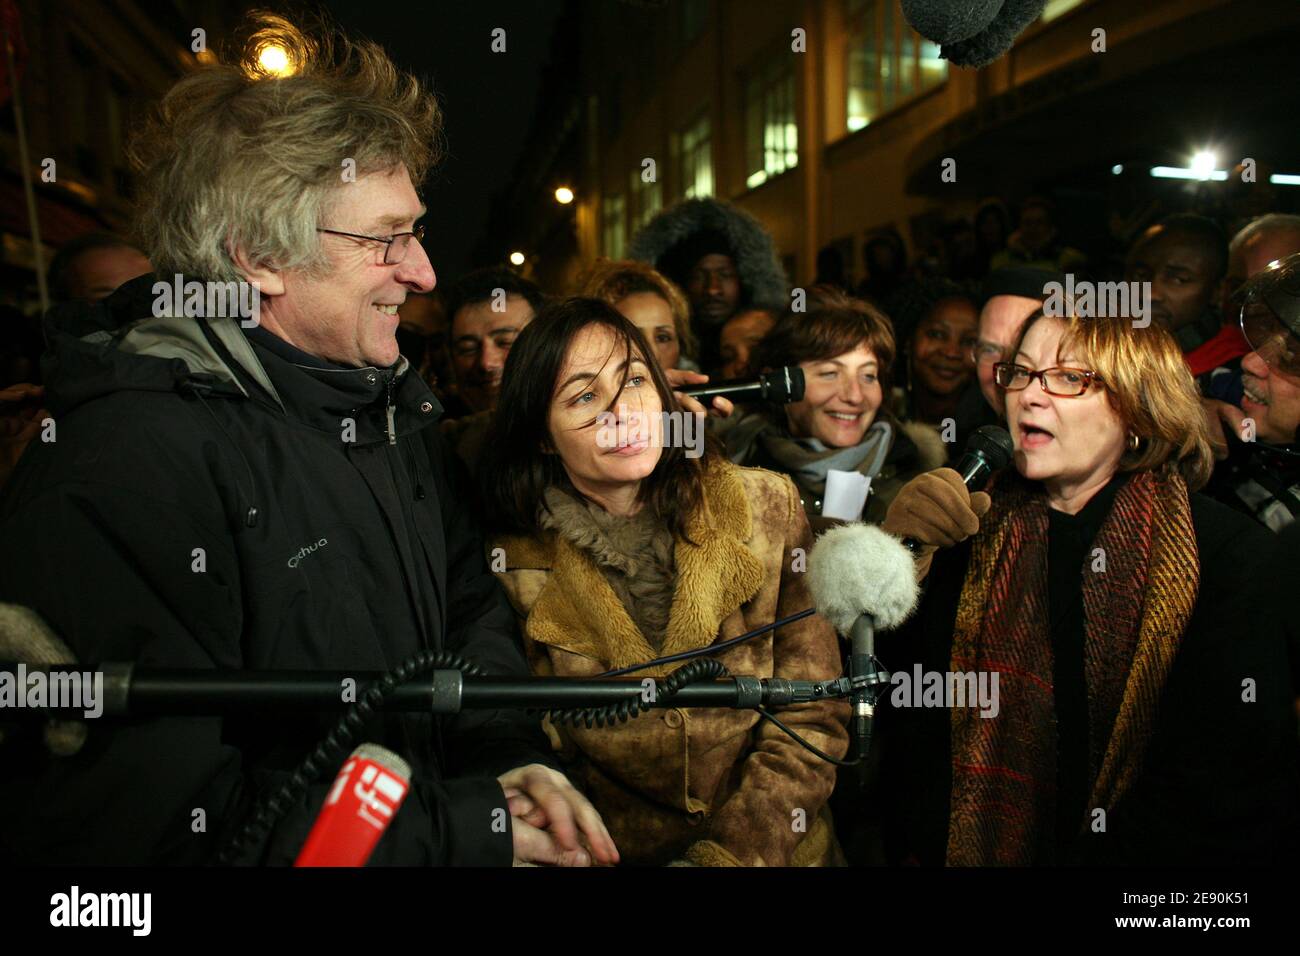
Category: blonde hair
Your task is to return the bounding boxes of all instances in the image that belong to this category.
[1016,313,1215,490]
[129,12,442,282]
[578,258,697,362]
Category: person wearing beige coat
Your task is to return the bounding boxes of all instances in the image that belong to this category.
[481,297,849,866]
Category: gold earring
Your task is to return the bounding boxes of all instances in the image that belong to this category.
[1128,433,1140,452]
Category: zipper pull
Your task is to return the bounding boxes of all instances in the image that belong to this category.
[386,381,397,445]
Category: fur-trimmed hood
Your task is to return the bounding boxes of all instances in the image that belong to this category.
[628,198,789,312]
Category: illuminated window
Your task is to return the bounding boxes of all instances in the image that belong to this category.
[1041,0,1087,22]
[675,113,713,200]
[744,56,798,189]
[844,0,947,133]
[602,193,626,259]
[630,167,662,232]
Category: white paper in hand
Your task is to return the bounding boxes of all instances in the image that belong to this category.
[821,469,872,520]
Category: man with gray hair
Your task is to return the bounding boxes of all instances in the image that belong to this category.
[0,15,615,867]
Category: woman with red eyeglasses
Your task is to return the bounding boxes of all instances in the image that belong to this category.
[870,310,1299,866]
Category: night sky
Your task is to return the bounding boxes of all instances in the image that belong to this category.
[322,0,566,282]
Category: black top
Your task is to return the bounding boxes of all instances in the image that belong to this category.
[1045,472,1127,848]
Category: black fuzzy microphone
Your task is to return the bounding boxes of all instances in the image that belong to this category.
[899,426,1012,555]
[900,0,1048,68]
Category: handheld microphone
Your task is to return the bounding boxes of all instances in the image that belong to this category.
[807,524,920,780]
[680,366,804,405]
[294,743,412,867]
[900,425,1013,554]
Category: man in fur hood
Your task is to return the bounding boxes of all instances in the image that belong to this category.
[629,198,789,372]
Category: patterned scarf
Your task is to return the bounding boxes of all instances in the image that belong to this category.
[946,467,1199,865]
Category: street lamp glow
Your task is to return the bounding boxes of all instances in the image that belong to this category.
[257,44,294,77]
[1190,150,1217,180]
[554,186,575,204]
[509,251,525,266]
[1150,166,1228,181]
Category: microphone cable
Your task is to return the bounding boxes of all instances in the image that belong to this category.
[213,648,485,866]
[558,606,864,767]
[217,607,855,862]
[545,657,728,729]
[597,607,815,677]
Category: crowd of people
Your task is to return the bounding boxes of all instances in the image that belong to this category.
[0,13,1296,867]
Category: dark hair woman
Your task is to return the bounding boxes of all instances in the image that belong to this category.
[723,290,947,529]
[875,310,1300,865]
[481,297,849,866]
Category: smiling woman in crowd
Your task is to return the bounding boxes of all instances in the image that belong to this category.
[876,310,1300,865]
[723,290,946,528]
[890,278,980,428]
[479,296,848,866]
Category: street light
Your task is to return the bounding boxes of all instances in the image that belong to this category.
[555,186,575,204]
[256,43,294,77]
[1190,150,1218,180]
[509,251,525,266]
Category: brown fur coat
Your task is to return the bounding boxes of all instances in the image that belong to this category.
[492,460,849,866]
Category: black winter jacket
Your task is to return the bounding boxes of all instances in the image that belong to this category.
[0,275,554,865]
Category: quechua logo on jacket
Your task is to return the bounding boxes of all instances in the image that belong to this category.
[288,538,328,568]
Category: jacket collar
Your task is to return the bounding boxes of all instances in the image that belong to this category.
[517,461,766,671]
[240,326,442,442]
[40,273,445,439]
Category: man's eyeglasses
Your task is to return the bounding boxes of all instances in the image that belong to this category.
[317,224,426,265]
[1241,302,1300,378]
[994,362,1105,397]
[1238,254,1300,381]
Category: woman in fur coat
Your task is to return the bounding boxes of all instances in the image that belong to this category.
[481,297,849,866]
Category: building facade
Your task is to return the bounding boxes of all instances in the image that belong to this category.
[0,0,244,310]
[496,0,1299,291]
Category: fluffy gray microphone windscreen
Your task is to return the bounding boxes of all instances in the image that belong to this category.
[899,0,1005,44]
[807,524,920,636]
[901,0,1049,68]
[0,603,87,755]
[0,602,74,666]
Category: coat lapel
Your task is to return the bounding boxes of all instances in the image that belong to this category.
[523,463,766,671]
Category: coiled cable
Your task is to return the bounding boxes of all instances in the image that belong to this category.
[545,658,727,730]
[214,648,485,865]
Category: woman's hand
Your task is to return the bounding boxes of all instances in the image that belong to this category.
[664,369,735,419]
[497,763,619,866]
[881,468,992,579]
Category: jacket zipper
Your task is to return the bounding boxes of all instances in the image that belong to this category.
[385,379,397,445]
